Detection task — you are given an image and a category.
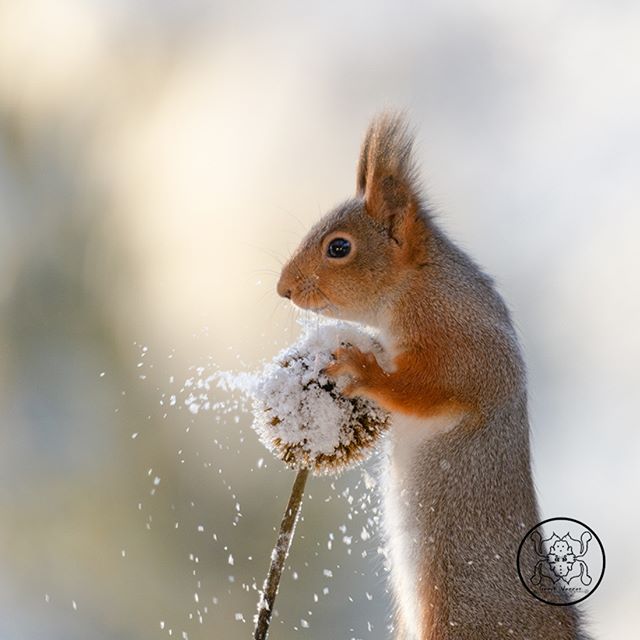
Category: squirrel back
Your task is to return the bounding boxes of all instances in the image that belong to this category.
[277,113,590,640]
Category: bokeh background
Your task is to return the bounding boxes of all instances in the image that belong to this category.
[1,1,639,638]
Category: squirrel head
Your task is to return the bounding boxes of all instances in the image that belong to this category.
[277,113,431,324]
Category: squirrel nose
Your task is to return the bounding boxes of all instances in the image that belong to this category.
[277,274,292,299]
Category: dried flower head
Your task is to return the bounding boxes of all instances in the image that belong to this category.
[238,322,390,475]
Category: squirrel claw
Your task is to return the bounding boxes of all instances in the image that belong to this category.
[341,381,362,398]
[324,345,382,398]
[322,359,350,379]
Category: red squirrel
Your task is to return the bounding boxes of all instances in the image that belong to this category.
[277,113,589,639]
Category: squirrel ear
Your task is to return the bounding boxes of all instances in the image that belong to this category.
[356,112,422,242]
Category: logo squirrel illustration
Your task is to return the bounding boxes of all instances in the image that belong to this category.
[277,113,590,639]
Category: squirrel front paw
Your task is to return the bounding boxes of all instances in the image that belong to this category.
[324,345,386,398]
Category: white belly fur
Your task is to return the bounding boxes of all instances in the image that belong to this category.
[382,411,463,640]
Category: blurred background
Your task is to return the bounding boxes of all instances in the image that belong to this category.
[1,1,639,638]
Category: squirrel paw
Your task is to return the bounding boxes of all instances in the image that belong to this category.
[324,345,384,397]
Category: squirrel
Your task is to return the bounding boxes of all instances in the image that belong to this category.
[276,113,590,640]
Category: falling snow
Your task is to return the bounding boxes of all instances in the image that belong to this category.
[138,324,390,638]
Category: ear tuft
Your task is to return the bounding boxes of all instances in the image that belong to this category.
[355,112,421,231]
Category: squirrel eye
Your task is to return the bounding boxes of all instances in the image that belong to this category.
[327,237,351,259]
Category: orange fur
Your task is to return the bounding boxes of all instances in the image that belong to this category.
[324,345,466,419]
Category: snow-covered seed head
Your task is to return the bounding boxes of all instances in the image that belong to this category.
[251,322,390,475]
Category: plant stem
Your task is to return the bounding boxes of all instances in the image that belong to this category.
[253,467,310,640]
